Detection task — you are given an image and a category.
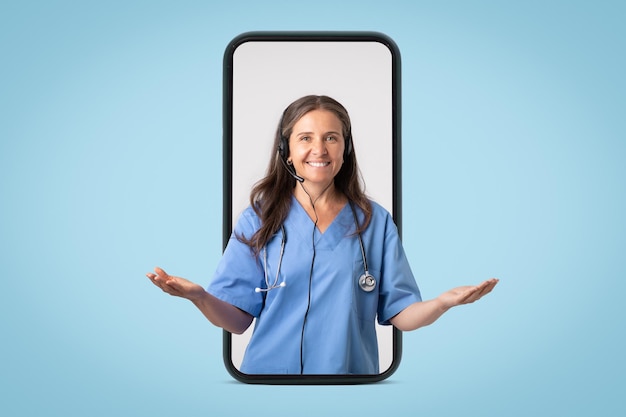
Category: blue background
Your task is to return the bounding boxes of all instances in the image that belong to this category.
[1,0,624,416]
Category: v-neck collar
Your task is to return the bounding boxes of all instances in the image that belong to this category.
[287,195,353,250]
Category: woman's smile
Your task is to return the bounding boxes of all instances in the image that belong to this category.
[307,161,331,168]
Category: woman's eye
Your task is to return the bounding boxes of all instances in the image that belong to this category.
[326,136,337,141]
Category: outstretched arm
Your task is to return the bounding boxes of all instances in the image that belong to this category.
[146,267,254,334]
[390,278,499,331]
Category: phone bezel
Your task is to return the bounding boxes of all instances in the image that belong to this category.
[222,31,403,384]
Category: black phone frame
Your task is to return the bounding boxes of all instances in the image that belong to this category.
[222,31,403,384]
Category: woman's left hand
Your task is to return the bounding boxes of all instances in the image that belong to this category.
[437,278,499,309]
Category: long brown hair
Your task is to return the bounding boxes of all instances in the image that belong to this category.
[239,95,372,255]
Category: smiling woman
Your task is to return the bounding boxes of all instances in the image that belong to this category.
[147,94,498,380]
[265,95,367,241]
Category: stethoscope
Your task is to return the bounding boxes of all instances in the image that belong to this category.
[254,225,287,293]
[350,203,376,292]
[254,203,376,293]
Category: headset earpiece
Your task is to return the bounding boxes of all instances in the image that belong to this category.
[278,134,288,160]
[277,109,289,160]
[344,129,353,158]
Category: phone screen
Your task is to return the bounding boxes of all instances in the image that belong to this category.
[223,32,402,383]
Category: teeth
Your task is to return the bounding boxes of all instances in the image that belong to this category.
[308,162,329,167]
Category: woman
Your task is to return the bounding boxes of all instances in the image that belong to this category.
[147,95,498,375]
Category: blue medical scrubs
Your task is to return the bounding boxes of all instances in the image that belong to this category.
[207,196,421,374]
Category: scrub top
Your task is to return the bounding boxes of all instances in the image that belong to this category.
[207,196,421,375]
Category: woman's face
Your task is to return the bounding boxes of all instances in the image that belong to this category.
[288,109,346,187]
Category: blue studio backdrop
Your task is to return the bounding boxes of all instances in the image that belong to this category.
[1,1,624,416]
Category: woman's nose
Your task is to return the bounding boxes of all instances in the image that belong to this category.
[311,137,327,154]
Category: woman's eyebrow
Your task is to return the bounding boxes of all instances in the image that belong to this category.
[295,130,342,136]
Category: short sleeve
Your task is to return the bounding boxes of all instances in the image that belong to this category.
[207,208,265,317]
[375,208,422,325]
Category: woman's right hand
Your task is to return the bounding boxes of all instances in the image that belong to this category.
[146,266,206,301]
[147,266,253,334]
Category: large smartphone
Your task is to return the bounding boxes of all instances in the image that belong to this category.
[222,31,402,384]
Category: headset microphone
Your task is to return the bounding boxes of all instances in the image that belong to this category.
[279,154,304,183]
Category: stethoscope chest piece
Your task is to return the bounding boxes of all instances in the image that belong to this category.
[359,273,376,292]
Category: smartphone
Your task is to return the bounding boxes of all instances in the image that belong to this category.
[222,31,402,384]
